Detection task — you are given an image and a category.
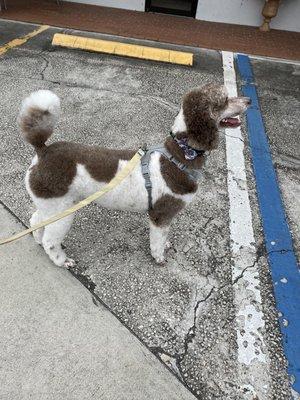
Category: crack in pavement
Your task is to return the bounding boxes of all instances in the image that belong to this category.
[136,94,178,111]
[219,130,245,143]
[273,151,300,170]
[150,245,267,396]
[179,286,215,358]
[38,53,50,81]
[267,248,294,255]
[2,62,179,111]
[232,176,247,191]
[1,48,179,111]
[151,242,295,396]
[202,216,214,230]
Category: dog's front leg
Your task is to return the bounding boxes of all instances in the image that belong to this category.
[149,221,170,264]
[148,194,185,264]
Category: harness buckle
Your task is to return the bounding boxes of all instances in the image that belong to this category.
[177,162,187,171]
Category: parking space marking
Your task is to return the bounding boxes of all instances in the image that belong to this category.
[222,51,269,399]
[237,54,300,396]
[0,25,49,56]
[51,33,193,66]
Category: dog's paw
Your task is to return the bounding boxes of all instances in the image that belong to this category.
[32,230,43,245]
[63,258,76,269]
[165,241,172,250]
[154,255,166,265]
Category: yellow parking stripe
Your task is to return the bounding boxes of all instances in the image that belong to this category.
[0,25,49,56]
[52,33,193,66]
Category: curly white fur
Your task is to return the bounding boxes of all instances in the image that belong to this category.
[20,89,60,117]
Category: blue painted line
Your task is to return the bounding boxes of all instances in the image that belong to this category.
[236,54,300,395]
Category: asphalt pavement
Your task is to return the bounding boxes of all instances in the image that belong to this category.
[0,19,299,400]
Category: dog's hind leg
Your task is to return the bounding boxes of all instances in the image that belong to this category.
[30,210,44,245]
[41,214,75,268]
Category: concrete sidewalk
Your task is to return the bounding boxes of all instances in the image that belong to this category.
[0,204,196,400]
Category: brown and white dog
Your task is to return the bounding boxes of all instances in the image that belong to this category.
[20,84,250,267]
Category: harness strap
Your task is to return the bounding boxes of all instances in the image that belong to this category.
[140,149,153,210]
[141,144,202,210]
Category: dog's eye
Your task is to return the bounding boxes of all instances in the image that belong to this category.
[213,101,225,111]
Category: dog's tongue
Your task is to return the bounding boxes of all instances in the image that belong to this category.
[220,117,241,127]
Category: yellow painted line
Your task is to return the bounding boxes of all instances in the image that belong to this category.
[52,33,193,66]
[0,25,49,56]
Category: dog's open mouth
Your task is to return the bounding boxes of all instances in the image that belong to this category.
[220,117,241,128]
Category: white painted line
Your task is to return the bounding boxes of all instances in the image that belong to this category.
[222,51,270,399]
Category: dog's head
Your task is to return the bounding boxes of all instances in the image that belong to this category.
[172,84,251,151]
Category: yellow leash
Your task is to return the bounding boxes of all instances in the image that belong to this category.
[0,150,144,246]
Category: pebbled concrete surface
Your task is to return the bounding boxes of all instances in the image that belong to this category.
[250,58,300,259]
[0,204,196,400]
[0,19,297,399]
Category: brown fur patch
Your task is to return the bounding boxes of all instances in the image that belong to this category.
[149,194,185,227]
[183,84,226,151]
[20,107,52,148]
[29,141,135,198]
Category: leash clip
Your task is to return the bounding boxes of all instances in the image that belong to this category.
[137,147,146,157]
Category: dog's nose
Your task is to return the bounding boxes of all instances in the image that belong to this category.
[245,97,251,105]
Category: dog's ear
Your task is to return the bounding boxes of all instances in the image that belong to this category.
[187,108,218,150]
[183,90,218,150]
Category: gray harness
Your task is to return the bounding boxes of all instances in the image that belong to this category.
[140,144,202,210]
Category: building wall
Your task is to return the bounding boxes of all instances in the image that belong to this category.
[68,0,300,32]
[67,0,145,12]
[195,0,300,32]
[270,0,300,32]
